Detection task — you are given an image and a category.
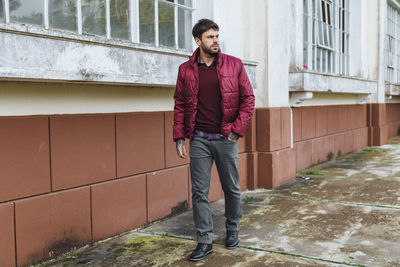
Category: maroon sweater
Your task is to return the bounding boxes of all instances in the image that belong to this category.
[195,63,222,133]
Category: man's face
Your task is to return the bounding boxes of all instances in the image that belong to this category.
[195,29,219,56]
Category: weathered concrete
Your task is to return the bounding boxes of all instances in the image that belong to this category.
[36,233,339,267]
[289,72,377,95]
[0,29,257,88]
[35,136,400,267]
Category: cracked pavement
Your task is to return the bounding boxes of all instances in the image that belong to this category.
[36,136,400,267]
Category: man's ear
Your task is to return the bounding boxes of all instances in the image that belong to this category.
[194,37,201,47]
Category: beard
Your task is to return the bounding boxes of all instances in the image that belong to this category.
[201,42,219,56]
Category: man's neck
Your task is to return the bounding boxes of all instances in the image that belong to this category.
[199,50,217,66]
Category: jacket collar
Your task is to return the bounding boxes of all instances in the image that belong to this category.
[189,47,222,67]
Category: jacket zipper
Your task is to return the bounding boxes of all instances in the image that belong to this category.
[215,58,226,137]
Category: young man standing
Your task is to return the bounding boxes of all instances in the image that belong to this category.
[173,19,255,261]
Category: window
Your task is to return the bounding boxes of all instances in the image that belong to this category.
[0,0,4,21]
[139,0,155,44]
[10,0,44,26]
[110,0,130,40]
[386,2,400,83]
[82,0,106,36]
[158,0,174,47]
[177,0,192,49]
[1,0,193,50]
[49,0,77,32]
[303,0,349,75]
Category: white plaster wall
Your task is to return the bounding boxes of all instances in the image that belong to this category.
[0,0,260,115]
[297,93,361,106]
[377,0,387,103]
[289,0,303,71]
[212,0,285,108]
[349,0,363,77]
[213,0,247,60]
[3,0,389,116]
[252,0,268,107]
[199,0,267,107]
[194,0,257,62]
[363,0,380,80]
[265,0,290,107]
[0,81,175,116]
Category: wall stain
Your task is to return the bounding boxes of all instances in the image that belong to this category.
[170,200,188,216]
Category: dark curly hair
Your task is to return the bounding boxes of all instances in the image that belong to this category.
[192,19,219,39]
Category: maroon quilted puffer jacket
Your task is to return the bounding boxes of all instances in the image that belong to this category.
[173,48,255,141]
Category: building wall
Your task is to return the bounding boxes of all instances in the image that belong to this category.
[1,97,399,266]
[386,103,400,138]
[0,107,251,266]
[363,0,380,80]
[293,104,368,172]
[2,0,400,266]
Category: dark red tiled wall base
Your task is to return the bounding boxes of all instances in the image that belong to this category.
[256,107,295,188]
[0,111,250,267]
[367,103,395,146]
[386,103,400,139]
[0,203,15,267]
[50,115,116,190]
[257,105,370,188]
[15,188,91,266]
[291,105,369,173]
[91,175,147,241]
[0,117,50,202]
[1,103,399,266]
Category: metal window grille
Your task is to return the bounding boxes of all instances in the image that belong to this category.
[303,0,349,75]
[1,0,193,50]
[386,1,400,83]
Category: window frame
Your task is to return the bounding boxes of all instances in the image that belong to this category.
[386,0,400,84]
[0,0,193,51]
[303,0,349,75]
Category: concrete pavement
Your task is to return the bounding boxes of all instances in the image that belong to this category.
[36,136,400,267]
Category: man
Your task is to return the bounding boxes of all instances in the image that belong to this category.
[173,19,255,261]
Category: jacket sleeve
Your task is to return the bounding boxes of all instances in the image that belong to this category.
[173,66,186,141]
[231,62,255,137]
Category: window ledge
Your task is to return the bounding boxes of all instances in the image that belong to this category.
[289,71,377,95]
[0,25,258,88]
[386,82,400,96]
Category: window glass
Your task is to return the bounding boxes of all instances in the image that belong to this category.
[386,3,400,83]
[4,0,194,51]
[82,0,106,36]
[159,1,174,47]
[110,0,129,40]
[303,0,308,67]
[303,0,348,75]
[139,0,155,44]
[0,0,4,21]
[177,0,191,7]
[49,0,77,32]
[10,0,44,26]
[178,7,192,49]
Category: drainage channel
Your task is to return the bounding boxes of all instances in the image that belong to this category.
[246,193,400,211]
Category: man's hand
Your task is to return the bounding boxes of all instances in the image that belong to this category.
[176,139,187,158]
[227,132,239,142]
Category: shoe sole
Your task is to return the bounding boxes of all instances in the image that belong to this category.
[225,243,239,250]
[189,250,213,261]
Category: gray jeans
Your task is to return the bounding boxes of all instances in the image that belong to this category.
[190,134,242,244]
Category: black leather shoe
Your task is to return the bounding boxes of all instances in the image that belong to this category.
[225,231,239,249]
[189,243,213,261]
